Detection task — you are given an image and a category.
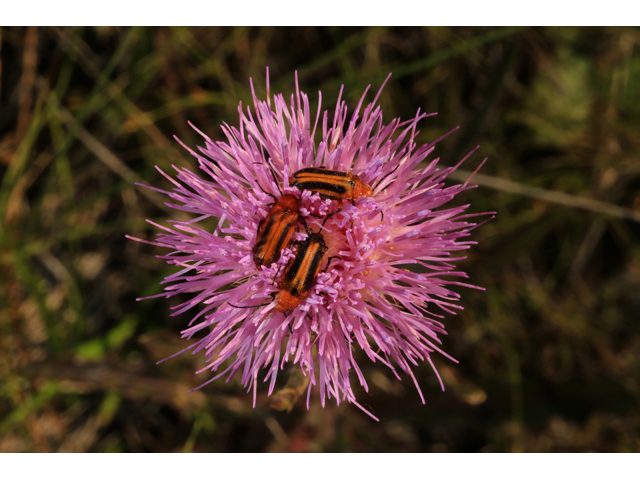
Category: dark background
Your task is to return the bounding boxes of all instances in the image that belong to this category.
[1,26,639,452]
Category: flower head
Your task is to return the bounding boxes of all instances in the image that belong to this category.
[129,72,490,420]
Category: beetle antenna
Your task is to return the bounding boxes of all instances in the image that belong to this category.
[266,160,283,196]
[372,164,400,193]
[228,301,271,309]
[272,264,285,286]
[322,210,340,227]
[253,162,281,199]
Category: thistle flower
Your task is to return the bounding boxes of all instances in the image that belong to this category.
[128,72,490,420]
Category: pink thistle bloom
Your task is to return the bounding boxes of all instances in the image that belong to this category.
[128,72,491,420]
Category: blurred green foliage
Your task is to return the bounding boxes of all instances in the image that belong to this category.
[1,26,639,452]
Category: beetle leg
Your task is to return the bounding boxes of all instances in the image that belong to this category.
[324,255,341,272]
[298,215,311,235]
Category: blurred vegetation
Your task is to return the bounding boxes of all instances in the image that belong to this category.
[1,26,639,452]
